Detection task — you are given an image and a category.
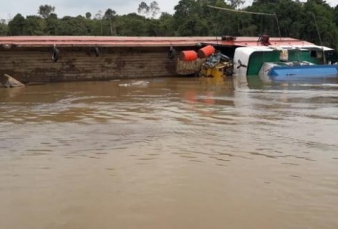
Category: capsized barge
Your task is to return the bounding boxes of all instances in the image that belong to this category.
[0,36,316,83]
[232,44,338,83]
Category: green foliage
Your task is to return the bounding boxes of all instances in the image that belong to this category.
[138,2,150,16]
[154,13,175,36]
[3,1,338,49]
[104,8,117,35]
[45,17,61,35]
[228,0,245,9]
[58,16,90,35]
[8,14,25,35]
[138,1,160,18]
[116,13,149,36]
[0,19,9,36]
[85,12,92,19]
[38,5,55,19]
[300,0,338,48]
[23,16,46,35]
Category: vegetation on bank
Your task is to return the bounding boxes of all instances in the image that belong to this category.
[1,0,338,49]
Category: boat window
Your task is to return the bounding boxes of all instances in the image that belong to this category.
[310,50,323,59]
[316,51,323,59]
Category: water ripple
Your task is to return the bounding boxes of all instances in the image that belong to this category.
[1,78,338,229]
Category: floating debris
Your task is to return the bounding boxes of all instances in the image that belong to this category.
[118,81,149,87]
[0,74,25,88]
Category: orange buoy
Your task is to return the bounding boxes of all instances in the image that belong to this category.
[179,50,198,61]
[198,45,216,58]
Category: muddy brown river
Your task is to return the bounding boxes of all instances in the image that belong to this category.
[0,77,338,229]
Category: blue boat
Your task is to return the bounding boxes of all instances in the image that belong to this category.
[262,62,338,83]
[233,45,338,83]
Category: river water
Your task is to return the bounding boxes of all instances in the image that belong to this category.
[0,77,338,229]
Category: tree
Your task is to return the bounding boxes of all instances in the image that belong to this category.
[23,15,46,35]
[8,14,25,35]
[104,8,116,35]
[173,0,208,36]
[38,5,55,19]
[301,0,338,48]
[58,16,89,35]
[86,12,92,19]
[228,0,245,9]
[45,16,60,35]
[156,12,175,35]
[149,1,160,18]
[248,0,281,37]
[1,0,337,46]
[48,13,58,19]
[0,19,8,36]
[94,10,104,35]
[138,2,150,16]
[116,13,148,36]
[138,1,160,18]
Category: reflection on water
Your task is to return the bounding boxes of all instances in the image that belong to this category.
[1,76,338,229]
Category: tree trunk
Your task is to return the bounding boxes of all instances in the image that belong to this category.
[109,19,113,35]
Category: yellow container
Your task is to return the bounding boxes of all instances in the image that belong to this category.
[206,65,225,78]
[199,61,232,78]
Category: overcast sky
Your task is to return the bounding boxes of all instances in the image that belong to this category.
[0,0,178,20]
[0,0,337,21]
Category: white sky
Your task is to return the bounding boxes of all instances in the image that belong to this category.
[0,0,177,20]
[0,0,337,21]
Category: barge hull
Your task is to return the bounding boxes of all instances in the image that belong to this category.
[0,36,315,83]
[0,46,184,83]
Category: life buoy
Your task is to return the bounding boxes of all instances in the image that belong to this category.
[52,47,59,62]
[168,46,176,60]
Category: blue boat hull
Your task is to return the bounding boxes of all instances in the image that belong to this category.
[268,65,338,82]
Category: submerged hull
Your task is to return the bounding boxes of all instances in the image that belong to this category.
[268,65,338,82]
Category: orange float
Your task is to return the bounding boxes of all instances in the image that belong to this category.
[198,45,216,58]
[179,50,198,61]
